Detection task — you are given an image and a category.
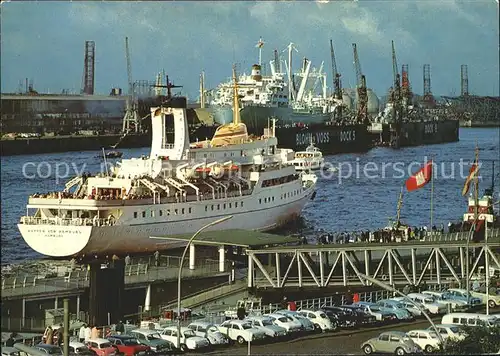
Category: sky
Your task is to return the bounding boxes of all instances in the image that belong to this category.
[1,1,499,99]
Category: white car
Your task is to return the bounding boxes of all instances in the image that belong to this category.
[187,321,229,345]
[218,320,267,344]
[422,291,469,311]
[275,310,316,332]
[406,329,441,353]
[470,289,500,308]
[390,298,423,317]
[264,313,302,333]
[159,326,209,351]
[297,309,335,331]
[406,293,448,315]
[426,324,465,341]
[68,341,93,355]
[246,316,287,338]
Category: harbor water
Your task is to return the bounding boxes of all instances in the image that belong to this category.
[1,128,498,265]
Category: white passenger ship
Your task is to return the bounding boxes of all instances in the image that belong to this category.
[18,67,317,258]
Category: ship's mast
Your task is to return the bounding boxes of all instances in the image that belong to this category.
[199,71,206,109]
[232,65,241,125]
[256,37,265,66]
[396,187,403,227]
[284,42,298,102]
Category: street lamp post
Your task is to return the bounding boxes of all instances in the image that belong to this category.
[170,216,232,349]
[358,273,445,347]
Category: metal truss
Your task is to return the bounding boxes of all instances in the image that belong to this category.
[247,235,500,289]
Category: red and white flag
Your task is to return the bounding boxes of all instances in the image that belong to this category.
[405,161,433,192]
[462,162,479,196]
[256,37,265,48]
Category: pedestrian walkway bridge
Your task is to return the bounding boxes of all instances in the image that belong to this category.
[1,258,230,301]
[247,230,500,290]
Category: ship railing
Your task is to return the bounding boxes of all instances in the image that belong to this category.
[20,216,116,227]
[422,228,500,242]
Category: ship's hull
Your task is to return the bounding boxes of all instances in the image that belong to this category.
[205,106,369,155]
[382,120,460,147]
[18,186,315,257]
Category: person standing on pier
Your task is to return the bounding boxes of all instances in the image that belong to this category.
[125,255,131,266]
[56,324,64,347]
[79,324,86,342]
[84,325,91,342]
[115,320,125,335]
[154,251,160,266]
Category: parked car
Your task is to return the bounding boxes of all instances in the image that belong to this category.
[296,309,335,331]
[425,324,465,341]
[376,300,414,321]
[441,312,500,327]
[159,326,209,352]
[217,320,267,344]
[339,305,377,325]
[321,307,357,328]
[352,302,397,323]
[446,289,482,306]
[422,291,470,311]
[246,316,287,338]
[263,313,302,333]
[1,347,20,356]
[361,331,422,355]
[107,336,151,356]
[35,344,63,355]
[406,329,441,353]
[390,298,424,317]
[129,329,174,354]
[187,321,229,345]
[68,341,95,355]
[406,293,448,314]
[85,339,116,356]
[274,310,316,332]
[470,287,500,308]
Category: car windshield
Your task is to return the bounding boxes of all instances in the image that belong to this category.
[43,347,61,355]
[449,326,460,333]
[395,303,404,308]
[122,339,140,346]
[429,332,439,339]
[99,343,112,348]
[242,324,253,330]
[277,317,288,323]
[424,298,434,303]
[402,336,411,342]
[262,320,273,326]
[370,306,380,311]
[183,330,196,338]
[147,333,161,340]
[319,313,328,319]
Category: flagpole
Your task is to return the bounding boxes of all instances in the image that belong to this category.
[430,157,434,230]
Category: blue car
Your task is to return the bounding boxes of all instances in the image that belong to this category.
[445,289,482,306]
[376,300,414,321]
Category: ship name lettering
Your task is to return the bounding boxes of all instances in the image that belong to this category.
[424,123,438,134]
[315,132,330,144]
[340,131,356,142]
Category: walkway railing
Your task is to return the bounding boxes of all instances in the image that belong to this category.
[1,260,231,299]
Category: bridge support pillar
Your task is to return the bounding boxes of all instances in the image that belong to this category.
[248,254,254,288]
[21,298,26,328]
[219,245,225,272]
[54,297,58,309]
[189,244,196,270]
[144,284,151,312]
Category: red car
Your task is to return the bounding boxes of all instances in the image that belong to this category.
[107,335,151,356]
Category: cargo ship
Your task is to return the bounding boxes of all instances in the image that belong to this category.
[202,46,378,154]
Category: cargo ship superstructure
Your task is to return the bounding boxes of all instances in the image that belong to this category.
[17,67,317,258]
[202,40,374,154]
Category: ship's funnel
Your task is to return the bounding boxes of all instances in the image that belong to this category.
[251,64,262,81]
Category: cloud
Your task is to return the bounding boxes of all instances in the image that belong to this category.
[1,1,498,97]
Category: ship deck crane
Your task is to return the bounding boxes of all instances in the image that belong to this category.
[122,37,140,133]
[352,43,368,123]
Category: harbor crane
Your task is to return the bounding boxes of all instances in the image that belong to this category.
[122,37,140,133]
[329,39,342,100]
[390,40,403,148]
[352,43,368,123]
[283,42,299,102]
[330,39,343,121]
[401,64,413,107]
